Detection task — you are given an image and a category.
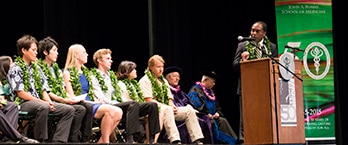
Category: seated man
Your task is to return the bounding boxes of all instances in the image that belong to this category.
[187,71,237,145]
[162,66,213,144]
[139,54,204,144]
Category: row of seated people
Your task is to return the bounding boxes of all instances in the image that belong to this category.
[1,36,121,143]
[1,34,236,144]
[138,55,238,145]
[157,65,238,145]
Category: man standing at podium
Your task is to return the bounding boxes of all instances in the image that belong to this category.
[232,21,278,144]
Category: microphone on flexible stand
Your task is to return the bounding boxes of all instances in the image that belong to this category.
[237,36,255,41]
[284,45,304,52]
[285,45,303,59]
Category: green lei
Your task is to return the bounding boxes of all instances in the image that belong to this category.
[1,78,9,105]
[109,70,122,102]
[90,68,122,102]
[245,36,271,60]
[15,56,43,102]
[69,66,94,101]
[144,69,169,104]
[0,79,10,96]
[120,79,144,103]
[38,60,67,98]
[69,67,82,95]
[0,80,8,105]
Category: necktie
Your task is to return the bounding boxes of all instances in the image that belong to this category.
[255,45,262,59]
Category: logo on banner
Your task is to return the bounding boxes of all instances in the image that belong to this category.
[279,52,295,81]
[303,42,331,80]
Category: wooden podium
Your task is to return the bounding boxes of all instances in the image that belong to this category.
[240,58,305,144]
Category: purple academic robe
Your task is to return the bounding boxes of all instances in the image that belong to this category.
[158,85,213,144]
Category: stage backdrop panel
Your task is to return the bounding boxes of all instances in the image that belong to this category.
[275,0,334,141]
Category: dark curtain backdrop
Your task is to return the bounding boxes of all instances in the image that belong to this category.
[332,0,346,145]
[1,0,345,144]
[150,0,278,135]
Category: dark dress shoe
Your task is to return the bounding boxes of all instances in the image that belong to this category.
[171,140,182,144]
[193,139,204,145]
[19,136,40,143]
[194,140,203,145]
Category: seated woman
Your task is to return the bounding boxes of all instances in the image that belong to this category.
[62,44,123,143]
[116,60,161,144]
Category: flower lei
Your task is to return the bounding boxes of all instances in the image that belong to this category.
[90,68,122,102]
[69,67,81,95]
[145,69,169,104]
[120,79,144,103]
[169,85,180,93]
[0,80,9,105]
[196,81,216,101]
[109,70,122,102]
[245,36,271,60]
[0,79,10,96]
[69,66,94,101]
[38,60,67,98]
[15,56,43,100]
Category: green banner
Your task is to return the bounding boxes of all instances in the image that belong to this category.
[275,0,334,140]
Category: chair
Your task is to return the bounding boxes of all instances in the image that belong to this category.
[90,116,147,143]
[17,111,58,142]
[89,119,127,143]
[17,111,35,137]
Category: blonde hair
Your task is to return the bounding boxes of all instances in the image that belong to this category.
[147,54,165,69]
[64,44,85,70]
[93,48,112,66]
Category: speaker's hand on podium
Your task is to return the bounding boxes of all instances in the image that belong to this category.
[241,51,250,61]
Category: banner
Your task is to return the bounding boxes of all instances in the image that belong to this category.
[275,0,334,140]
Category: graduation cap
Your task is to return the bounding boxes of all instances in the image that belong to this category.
[202,70,218,80]
[164,66,183,77]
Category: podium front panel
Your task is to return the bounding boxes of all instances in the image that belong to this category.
[240,58,305,144]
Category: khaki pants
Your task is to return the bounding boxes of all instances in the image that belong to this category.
[157,103,180,143]
[174,104,204,142]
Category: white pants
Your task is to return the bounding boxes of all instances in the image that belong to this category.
[174,104,204,142]
[158,103,180,143]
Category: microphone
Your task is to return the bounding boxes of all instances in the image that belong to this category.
[285,45,304,52]
[238,36,255,41]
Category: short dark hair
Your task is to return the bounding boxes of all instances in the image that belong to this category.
[16,34,38,57]
[255,21,267,32]
[116,60,137,79]
[38,36,59,59]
